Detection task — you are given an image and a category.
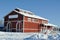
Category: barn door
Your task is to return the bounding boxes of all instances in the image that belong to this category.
[16,21,23,32]
[6,22,11,32]
[16,21,20,32]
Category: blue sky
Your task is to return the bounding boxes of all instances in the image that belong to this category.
[0,0,60,26]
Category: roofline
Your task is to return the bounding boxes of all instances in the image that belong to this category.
[3,8,33,18]
[3,8,49,21]
[16,8,34,14]
[43,23,58,27]
[14,10,49,21]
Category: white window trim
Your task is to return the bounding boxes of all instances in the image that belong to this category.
[28,17,31,22]
[9,15,18,18]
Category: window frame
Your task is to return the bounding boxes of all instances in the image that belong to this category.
[27,17,31,22]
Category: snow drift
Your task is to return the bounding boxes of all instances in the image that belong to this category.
[0,31,60,40]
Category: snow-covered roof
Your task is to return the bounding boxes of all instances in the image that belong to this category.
[16,8,34,14]
[13,8,48,20]
[43,23,57,27]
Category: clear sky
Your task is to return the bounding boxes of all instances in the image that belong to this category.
[0,0,60,27]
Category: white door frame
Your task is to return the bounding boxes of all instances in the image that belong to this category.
[16,21,21,32]
[6,21,11,32]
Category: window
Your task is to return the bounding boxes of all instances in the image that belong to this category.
[35,19,38,22]
[28,18,31,22]
[32,18,35,22]
[32,18,38,22]
[27,18,38,22]
[42,20,47,24]
[9,15,18,19]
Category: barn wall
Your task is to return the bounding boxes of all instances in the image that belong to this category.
[23,16,48,32]
[4,11,23,32]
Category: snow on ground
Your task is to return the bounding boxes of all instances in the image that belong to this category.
[0,31,36,40]
[0,31,60,40]
[24,32,60,40]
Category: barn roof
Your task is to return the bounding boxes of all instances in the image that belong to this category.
[43,23,57,27]
[13,8,49,21]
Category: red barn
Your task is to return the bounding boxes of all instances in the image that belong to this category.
[4,8,53,33]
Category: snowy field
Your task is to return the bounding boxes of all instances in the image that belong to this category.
[0,31,60,40]
[0,32,36,40]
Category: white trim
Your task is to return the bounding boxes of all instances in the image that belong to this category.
[9,15,18,18]
[43,23,57,27]
[5,20,23,32]
[4,20,23,22]
[16,21,22,32]
[27,17,31,22]
[23,16,24,33]
[6,21,11,32]
[24,20,40,23]
[16,22,18,32]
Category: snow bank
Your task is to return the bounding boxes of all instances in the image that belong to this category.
[0,32,36,40]
[0,31,60,40]
[24,33,60,40]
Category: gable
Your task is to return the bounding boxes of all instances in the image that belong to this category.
[4,11,23,18]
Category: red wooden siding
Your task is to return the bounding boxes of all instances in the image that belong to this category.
[4,11,23,32]
[23,16,48,32]
[4,10,50,33]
